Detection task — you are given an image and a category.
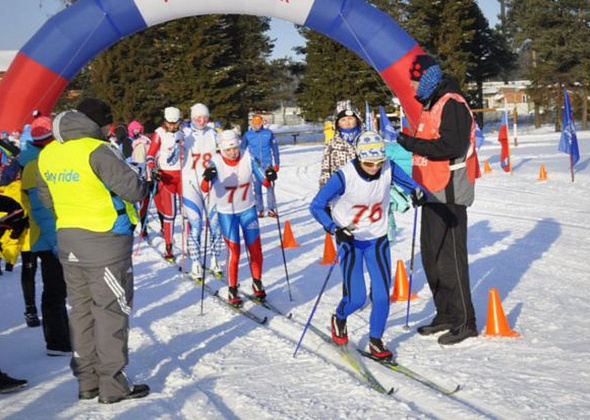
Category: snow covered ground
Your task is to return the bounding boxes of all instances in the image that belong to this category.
[1,127,589,419]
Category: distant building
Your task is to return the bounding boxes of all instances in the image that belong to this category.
[481,80,532,115]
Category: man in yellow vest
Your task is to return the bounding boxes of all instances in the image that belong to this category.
[37,98,150,404]
[397,55,480,346]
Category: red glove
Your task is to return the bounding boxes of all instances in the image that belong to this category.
[274,165,280,172]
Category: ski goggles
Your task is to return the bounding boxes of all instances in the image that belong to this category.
[361,158,385,168]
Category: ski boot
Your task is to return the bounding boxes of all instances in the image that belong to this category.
[209,256,223,278]
[163,244,174,262]
[369,337,393,361]
[190,264,203,284]
[330,314,348,346]
[0,370,27,394]
[228,286,243,307]
[251,279,266,301]
[267,210,277,218]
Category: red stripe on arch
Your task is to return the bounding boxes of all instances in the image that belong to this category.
[0,53,68,132]
[380,44,425,132]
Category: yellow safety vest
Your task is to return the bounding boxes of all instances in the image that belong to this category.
[38,137,138,232]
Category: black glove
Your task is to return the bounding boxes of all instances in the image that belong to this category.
[334,227,354,245]
[410,187,427,207]
[396,132,412,149]
[9,215,29,239]
[265,167,277,182]
[203,166,218,182]
[150,167,161,182]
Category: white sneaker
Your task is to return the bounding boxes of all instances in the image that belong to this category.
[210,256,223,278]
[190,263,203,281]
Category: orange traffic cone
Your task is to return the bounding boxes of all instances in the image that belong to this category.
[319,232,337,265]
[483,159,492,174]
[538,164,548,181]
[390,260,419,302]
[484,288,521,337]
[281,220,299,249]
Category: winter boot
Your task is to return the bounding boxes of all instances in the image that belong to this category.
[252,279,266,301]
[267,210,277,218]
[438,325,478,346]
[24,306,40,328]
[228,286,243,307]
[417,321,452,336]
[163,244,174,261]
[257,211,265,218]
[5,263,13,272]
[209,256,223,278]
[369,337,393,361]
[98,384,150,404]
[0,370,27,394]
[190,263,203,283]
[331,314,348,346]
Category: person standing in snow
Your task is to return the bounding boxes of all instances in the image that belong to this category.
[146,107,183,260]
[201,130,276,306]
[127,120,152,237]
[310,131,426,360]
[36,98,150,403]
[19,115,71,356]
[240,114,280,218]
[180,103,223,280]
[396,55,480,345]
[318,100,363,188]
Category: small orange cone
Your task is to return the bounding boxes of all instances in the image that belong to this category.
[538,164,548,181]
[483,159,492,174]
[484,288,521,337]
[281,220,299,249]
[390,260,419,302]
[319,232,337,264]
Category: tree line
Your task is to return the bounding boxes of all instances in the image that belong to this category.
[54,0,589,130]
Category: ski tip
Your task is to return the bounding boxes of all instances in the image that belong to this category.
[286,312,293,319]
[387,387,395,395]
[261,316,269,324]
[450,384,462,394]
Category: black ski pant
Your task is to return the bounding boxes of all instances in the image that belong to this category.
[21,251,71,351]
[420,203,476,330]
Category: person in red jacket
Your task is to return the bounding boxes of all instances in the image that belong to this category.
[146,107,183,260]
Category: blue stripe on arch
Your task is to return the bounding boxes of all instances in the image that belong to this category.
[21,0,147,80]
[304,0,416,72]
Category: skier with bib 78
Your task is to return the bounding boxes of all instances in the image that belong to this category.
[310,131,426,360]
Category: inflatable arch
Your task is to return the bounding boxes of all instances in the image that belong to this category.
[0,0,427,133]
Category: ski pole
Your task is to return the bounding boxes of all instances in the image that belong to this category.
[270,183,293,301]
[199,183,212,316]
[293,246,341,358]
[134,181,158,256]
[402,206,419,331]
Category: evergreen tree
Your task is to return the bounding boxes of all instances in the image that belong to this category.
[508,0,590,128]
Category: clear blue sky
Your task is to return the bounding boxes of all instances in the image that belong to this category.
[1,0,500,60]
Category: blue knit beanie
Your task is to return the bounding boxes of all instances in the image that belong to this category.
[415,65,443,103]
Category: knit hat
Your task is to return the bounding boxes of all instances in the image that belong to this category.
[191,103,209,118]
[334,100,362,126]
[127,120,144,138]
[164,107,182,123]
[76,98,113,127]
[219,130,240,151]
[251,114,263,125]
[409,55,438,82]
[30,116,53,144]
[415,65,443,103]
[355,130,385,162]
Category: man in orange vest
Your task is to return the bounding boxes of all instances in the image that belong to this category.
[397,55,481,346]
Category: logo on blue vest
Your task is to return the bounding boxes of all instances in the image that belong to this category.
[44,169,80,184]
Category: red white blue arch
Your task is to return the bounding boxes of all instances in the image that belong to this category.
[0,0,426,132]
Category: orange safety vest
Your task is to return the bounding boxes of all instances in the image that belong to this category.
[412,93,480,197]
